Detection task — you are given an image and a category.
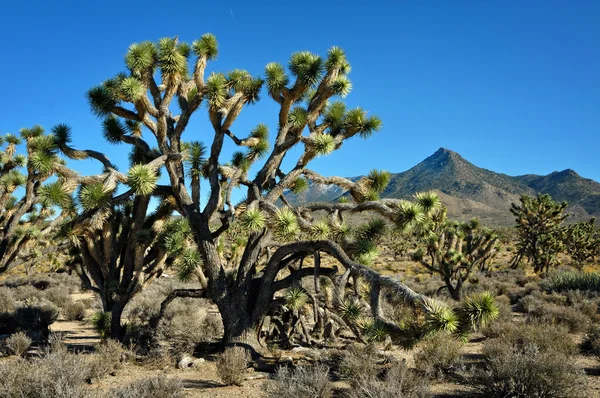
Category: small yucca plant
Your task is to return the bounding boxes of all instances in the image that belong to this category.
[90,311,111,339]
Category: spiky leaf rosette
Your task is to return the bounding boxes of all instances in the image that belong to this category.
[353,240,378,266]
[414,191,442,216]
[231,151,250,171]
[125,41,157,74]
[240,209,266,232]
[459,292,499,331]
[192,33,218,60]
[359,319,388,342]
[395,201,426,231]
[264,62,289,99]
[273,208,299,241]
[289,51,323,87]
[366,170,391,193]
[185,140,207,177]
[38,181,71,207]
[355,218,387,243]
[331,219,352,242]
[289,177,309,194]
[312,133,336,155]
[79,183,111,210]
[176,248,203,282]
[423,301,459,334]
[309,219,330,240]
[128,164,158,196]
[288,106,307,129]
[338,298,364,324]
[206,73,228,110]
[157,37,188,81]
[285,287,308,311]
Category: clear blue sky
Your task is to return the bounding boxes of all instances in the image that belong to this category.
[1,0,599,184]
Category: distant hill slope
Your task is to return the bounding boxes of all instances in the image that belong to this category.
[285,148,600,226]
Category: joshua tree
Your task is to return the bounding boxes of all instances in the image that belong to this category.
[412,218,498,301]
[392,191,498,301]
[0,126,72,274]
[79,35,494,351]
[50,124,205,340]
[562,218,599,268]
[510,194,567,273]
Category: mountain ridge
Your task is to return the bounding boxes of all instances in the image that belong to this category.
[285,148,600,225]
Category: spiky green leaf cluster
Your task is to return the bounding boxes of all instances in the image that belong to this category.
[424,301,460,334]
[38,181,71,207]
[338,298,363,323]
[125,41,156,73]
[312,133,336,155]
[240,209,266,232]
[309,219,330,240]
[157,37,188,79]
[289,177,309,195]
[285,287,308,311]
[192,33,218,60]
[127,164,158,196]
[273,208,299,241]
[79,183,111,210]
[459,292,499,331]
[289,51,323,87]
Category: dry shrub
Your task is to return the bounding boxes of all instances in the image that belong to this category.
[5,331,32,356]
[216,346,250,386]
[517,295,591,333]
[474,323,585,398]
[582,324,600,357]
[414,332,463,379]
[481,321,576,356]
[264,364,333,398]
[0,349,91,398]
[64,301,87,321]
[0,286,16,313]
[344,362,430,398]
[337,344,380,383]
[88,339,123,380]
[44,286,72,310]
[107,376,184,398]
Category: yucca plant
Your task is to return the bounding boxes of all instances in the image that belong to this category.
[459,292,499,331]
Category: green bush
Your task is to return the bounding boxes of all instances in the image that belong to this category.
[542,271,600,294]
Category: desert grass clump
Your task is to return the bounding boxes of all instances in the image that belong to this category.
[216,346,250,386]
[107,376,184,398]
[5,331,32,356]
[542,271,600,294]
[414,333,463,379]
[264,364,333,398]
[344,362,430,398]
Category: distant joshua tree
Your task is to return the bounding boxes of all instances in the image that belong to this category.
[0,126,72,275]
[510,194,567,273]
